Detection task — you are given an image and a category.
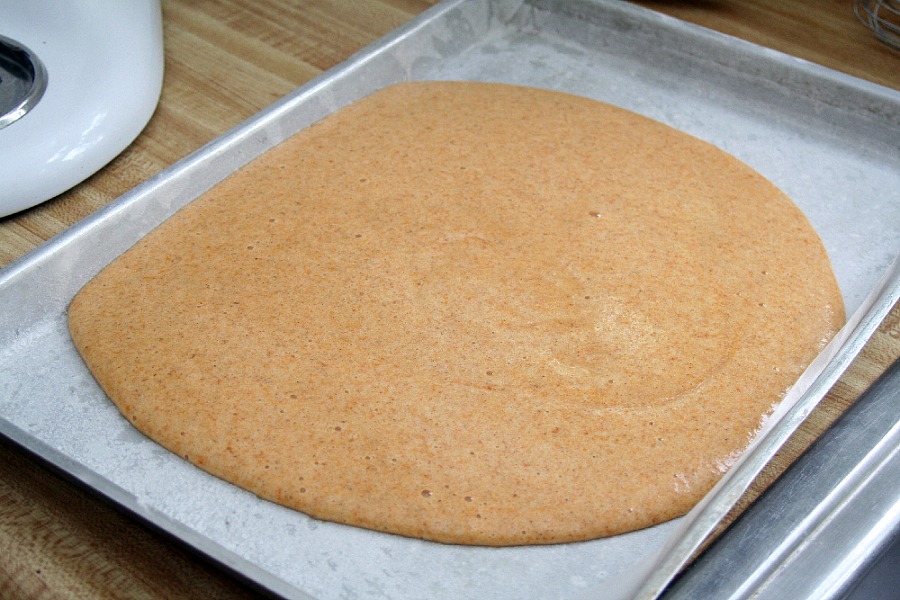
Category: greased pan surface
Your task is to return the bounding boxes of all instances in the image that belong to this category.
[0,1,898,598]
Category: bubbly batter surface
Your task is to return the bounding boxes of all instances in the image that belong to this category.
[68,81,844,545]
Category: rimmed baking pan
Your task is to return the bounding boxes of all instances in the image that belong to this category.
[1,1,898,598]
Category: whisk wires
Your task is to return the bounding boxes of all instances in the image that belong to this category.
[855,0,900,50]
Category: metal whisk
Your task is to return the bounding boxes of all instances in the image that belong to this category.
[855,0,900,50]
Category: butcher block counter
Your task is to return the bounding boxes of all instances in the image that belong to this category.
[1,0,898,598]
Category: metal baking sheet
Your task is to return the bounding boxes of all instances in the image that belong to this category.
[1,1,898,598]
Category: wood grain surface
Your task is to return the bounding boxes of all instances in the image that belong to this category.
[0,0,898,598]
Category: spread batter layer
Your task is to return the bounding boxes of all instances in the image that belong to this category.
[68,81,845,545]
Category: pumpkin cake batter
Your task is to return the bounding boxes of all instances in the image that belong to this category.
[68,81,844,545]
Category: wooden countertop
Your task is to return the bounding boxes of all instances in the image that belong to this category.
[1,1,898,597]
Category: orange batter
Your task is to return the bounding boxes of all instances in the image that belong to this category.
[68,81,844,545]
